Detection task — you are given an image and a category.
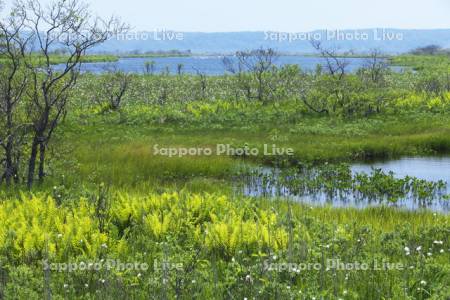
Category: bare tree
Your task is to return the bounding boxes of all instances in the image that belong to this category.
[95,66,132,111]
[222,55,252,101]
[311,41,349,79]
[222,56,237,74]
[10,0,126,188]
[144,60,155,75]
[309,41,360,116]
[193,67,208,100]
[0,7,32,186]
[362,49,388,84]
[223,48,278,102]
[360,49,390,114]
[176,63,184,75]
[237,48,278,102]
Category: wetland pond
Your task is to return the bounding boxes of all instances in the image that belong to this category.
[238,157,450,212]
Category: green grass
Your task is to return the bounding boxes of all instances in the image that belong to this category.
[0,54,118,66]
[44,111,450,190]
[390,54,450,71]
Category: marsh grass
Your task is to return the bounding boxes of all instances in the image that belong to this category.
[42,111,450,192]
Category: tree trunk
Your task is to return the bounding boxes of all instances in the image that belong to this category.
[27,136,39,189]
[38,142,46,183]
[4,136,13,187]
[4,106,14,187]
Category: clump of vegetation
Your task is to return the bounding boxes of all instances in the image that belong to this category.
[240,163,448,205]
[0,191,448,299]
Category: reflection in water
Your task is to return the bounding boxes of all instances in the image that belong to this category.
[351,157,450,185]
[239,157,450,212]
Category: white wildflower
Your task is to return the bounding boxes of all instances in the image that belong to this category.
[404,246,410,255]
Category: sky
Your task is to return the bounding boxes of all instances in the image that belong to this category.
[2,0,450,32]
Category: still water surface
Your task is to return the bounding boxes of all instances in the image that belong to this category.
[242,157,450,212]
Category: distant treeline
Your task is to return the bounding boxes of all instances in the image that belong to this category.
[105,49,192,58]
[410,45,450,55]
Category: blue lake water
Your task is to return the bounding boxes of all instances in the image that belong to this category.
[55,55,373,75]
[242,157,450,212]
[351,157,450,189]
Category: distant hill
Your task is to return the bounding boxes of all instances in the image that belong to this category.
[91,29,450,55]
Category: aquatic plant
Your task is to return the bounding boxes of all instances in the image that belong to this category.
[240,163,448,207]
